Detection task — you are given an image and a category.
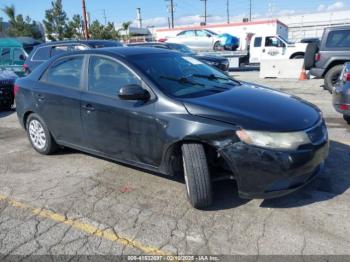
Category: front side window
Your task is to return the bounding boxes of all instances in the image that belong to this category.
[45,56,83,89]
[326,30,350,48]
[13,48,26,64]
[0,48,11,65]
[88,56,141,97]
[196,30,208,37]
[265,37,284,47]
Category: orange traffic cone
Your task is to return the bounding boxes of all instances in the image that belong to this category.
[299,66,308,81]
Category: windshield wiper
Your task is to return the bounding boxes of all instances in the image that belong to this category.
[160,75,204,87]
[192,74,240,86]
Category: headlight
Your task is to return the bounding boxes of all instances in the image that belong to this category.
[206,61,219,66]
[236,129,311,150]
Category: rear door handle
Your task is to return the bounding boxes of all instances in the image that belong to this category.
[82,104,95,112]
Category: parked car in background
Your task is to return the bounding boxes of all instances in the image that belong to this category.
[300,37,320,44]
[0,69,18,111]
[306,26,350,92]
[333,62,350,124]
[0,38,27,76]
[165,29,239,51]
[128,42,230,71]
[24,40,123,74]
[15,47,329,208]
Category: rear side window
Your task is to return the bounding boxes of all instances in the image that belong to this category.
[51,45,70,57]
[88,56,141,97]
[254,37,262,47]
[0,48,11,65]
[44,56,83,89]
[326,30,350,48]
[32,47,51,61]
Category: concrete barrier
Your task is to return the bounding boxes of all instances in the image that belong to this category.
[260,59,304,79]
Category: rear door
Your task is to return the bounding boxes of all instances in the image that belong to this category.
[80,55,157,165]
[249,36,263,63]
[34,55,85,146]
[176,30,197,49]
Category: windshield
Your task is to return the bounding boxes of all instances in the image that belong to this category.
[166,43,196,55]
[130,53,239,98]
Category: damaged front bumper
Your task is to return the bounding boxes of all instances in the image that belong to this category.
[219,140,329,199]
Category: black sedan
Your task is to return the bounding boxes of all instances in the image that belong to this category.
[128,42,230,72]
[333,62,350,125]
[15,47,329,208]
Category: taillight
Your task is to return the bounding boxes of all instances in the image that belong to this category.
[315,53,321,62]
[158,38,167,42]
[345,72,350,82]
[13,84,20,97]
[339,104,349,110]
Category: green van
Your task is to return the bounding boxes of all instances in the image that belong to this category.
[0,38,27,75]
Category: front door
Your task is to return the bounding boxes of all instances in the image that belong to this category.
[261,36,286,61]
[81,55,157,165]
[34,55,85,146]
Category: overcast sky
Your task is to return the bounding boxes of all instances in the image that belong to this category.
[0,0,349,28]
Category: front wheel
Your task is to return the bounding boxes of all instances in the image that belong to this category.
[343,115,350,125]
[26,113,59,155]
[213,41,222,51]
[325,65,343,93]
[181,143,212,209]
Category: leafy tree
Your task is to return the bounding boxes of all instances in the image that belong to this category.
[89,20,119,40]
[1,5,42,39]
[65,14,83,39]
[43,0,68,41]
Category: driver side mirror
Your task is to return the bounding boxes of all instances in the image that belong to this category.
[207,34,212,38]
[19,54,26,61]
[118,84,150,101]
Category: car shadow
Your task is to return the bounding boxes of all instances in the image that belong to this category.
[0,108,15,118]
[260,140,350,208]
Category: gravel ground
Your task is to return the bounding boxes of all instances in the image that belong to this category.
[0,71,349,259]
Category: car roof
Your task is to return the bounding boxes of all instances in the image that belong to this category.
[34,39,121,48]
[57,47,176,59]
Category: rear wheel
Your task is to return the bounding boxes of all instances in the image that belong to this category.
[181,143,212,209]
[325,65,343,93]
[26,113,58,155]
[343,115,350,125]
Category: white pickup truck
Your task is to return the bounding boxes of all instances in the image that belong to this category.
[201,34,308,68]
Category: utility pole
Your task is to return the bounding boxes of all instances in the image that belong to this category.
[82,0,89,39]
[165,0,175,28]
[102,9,107,25]
[226,0,230,24]
[136,8,142,28]
[249,0,252,21]
[200,0,207,25]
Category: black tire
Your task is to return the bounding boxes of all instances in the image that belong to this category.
[343,115,350,125]
[213,41,222,51]
[304,43,319,70]
[292,54,304,59]
[26,113,59,155]
[324,65,343,93]
[181,143,212,209]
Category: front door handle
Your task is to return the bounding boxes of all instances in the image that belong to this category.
[36,94,45,102]
[82,104,95,113]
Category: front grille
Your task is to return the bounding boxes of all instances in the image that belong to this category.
[306,121,327,144]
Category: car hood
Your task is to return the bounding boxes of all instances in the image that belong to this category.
[193,54,227,62]
[182,83,320,132]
